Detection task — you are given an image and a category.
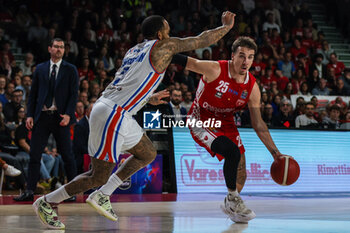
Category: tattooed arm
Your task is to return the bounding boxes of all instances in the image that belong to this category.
[151,11,235,72]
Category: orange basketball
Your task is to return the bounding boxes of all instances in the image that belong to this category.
[270,155,300,186]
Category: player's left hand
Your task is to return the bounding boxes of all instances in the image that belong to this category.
[148,89,170,105]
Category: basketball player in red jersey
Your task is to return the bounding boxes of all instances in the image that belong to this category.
[176,37,286,223]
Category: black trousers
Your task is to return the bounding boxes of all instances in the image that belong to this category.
[27,111,77,191]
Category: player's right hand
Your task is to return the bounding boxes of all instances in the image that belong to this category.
[26,117,33,130]
[221,11,235,29]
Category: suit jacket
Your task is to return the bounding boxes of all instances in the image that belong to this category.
[27,60,79,124]
[73,116,89,156]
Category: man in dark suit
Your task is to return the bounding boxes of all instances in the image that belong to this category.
[14,38,79,201]
[73,103,93,174]
[168,89,187,122]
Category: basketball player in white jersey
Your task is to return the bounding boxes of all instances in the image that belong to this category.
[33,12,236,229]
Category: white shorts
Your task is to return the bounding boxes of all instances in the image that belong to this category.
[88,97,144,163]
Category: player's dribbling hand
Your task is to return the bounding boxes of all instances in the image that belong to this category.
[221,11,235,29]
[273,152,294,160]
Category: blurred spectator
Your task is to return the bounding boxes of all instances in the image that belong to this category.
[89,82,101,100]
[298,82,311,95]
[283,82,294,99]
[340,111,350,129]
[327,53,345,78]
[27,17,48,60]
[272,99,295,128]
[78,57,95,82]
[63,43,76,64]
[291,18,304,39]
[212,39,229,61]
[295,102,319,128]
[3,89,23,122]
[168,89,187,122]
[262,103,274,126]
[309,53,326,79]
[281,31,293,50]
[277,52,295,79]
[290,38,307,60]
[19,52,34,76]
[78,91,89,107]
[241,0,255,14]
[265,1,282,28]
[308,69,320,91]
[200,0,219,18]
[262,13,280,34]
[73,103,93,175]
[0,75,6,104]
[261,68,277,90]
[317,40,334,65]
[16,75,32,102]
[295,3,312,21]
[340,68,350,91]
[181,91,193,112]
[330,78,350,96]
[94,46,114,71]
[75,101,85,122]
[251,52,266,78]
[322,104,341,129]
[291,69,307,93]
[179,69,195,92]
[0,54,12,79]
[312,78,330,95]
[107,58,122,77]
[304,19,318,41]
[271,95,281,115]
[64,31,79,58]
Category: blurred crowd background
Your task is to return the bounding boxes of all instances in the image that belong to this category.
[0,0,350,193]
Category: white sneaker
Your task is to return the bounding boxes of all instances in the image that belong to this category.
[4,165,21,177]
[220,193,256,223]
[86,190,118,221]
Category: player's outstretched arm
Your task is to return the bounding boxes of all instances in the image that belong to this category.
[151,11,235,72]
[248,83,283,160]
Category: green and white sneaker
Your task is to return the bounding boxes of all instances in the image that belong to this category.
[86,190,118,221]
[33,196,65,229]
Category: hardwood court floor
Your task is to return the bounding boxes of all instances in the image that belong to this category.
[0,193,350,233]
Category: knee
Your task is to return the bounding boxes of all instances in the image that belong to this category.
[211,136,240,161]
[144,147,157,165]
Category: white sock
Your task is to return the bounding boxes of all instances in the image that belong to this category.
[99,173,123,196]
[45,185,71,203]
[228,190,239,200]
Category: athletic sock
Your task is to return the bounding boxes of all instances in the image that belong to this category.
[99,173,123,196]
[227,190,239,201]
[45,185,71,203]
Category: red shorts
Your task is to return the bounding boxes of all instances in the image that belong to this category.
[189,126,245,161]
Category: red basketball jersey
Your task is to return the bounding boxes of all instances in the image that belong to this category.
[188,60,256,129]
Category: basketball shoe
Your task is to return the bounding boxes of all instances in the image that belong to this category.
[220,192,256,223]
[33,196,65,229]
[86,190,118,221]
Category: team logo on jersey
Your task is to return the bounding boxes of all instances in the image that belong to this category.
[215,91,223,98]
[143,110,162,129]
[236,99,245,106]
[241,90,248,99]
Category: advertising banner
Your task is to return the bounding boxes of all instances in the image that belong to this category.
[173,128,350,193]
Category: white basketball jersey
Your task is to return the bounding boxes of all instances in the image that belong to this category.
[102,40,165,115]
